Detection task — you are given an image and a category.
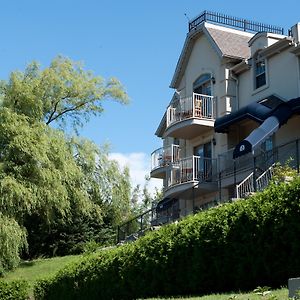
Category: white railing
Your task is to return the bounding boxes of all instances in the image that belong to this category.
[166,156,216,187]
[236,164,275,198]
[256,164,275,192]
[166,93,215,127]
[151,145,180,171]
[236,172,254,199]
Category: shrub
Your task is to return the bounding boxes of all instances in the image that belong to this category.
[0,280,29,300]
[0,213,27,275]
[34,176,300,299]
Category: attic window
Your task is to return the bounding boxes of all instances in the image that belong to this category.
[255,58,266,89]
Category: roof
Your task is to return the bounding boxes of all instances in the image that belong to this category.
[205,26,252,59]
[170,23,253,88]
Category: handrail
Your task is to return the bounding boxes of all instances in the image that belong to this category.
[151,144,180,171]
[256,164,275,191]
[236,172,254,199]
[166,93,215,128]
[166,155,217,187]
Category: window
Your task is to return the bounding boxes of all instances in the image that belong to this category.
[255,58,266,89]
[193,74,212,95]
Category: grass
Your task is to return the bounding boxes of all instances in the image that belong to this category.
[144,287,289,299]
[1,255,82,298]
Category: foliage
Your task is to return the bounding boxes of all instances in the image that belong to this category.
[0,56,129,131]
[0,57,131,264]
[0,108,99,225]
[0,280,29,300]
[34,176,300,300]
[0,213,27,276]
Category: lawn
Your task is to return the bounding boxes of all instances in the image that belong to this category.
[144,287,289,299]
[1,255,82,298]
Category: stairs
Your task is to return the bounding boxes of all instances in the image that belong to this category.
[236,164,275,199]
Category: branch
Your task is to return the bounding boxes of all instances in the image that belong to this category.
[45,93,74,125]
[46,100,90,125]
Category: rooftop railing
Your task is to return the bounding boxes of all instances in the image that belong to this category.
[189,11,284,35]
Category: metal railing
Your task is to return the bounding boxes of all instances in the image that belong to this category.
[236,172,254,199]
[151,144,180,171]
[166,93,215,128]
[236,164,275,199]
[256,164,275,192]
[189,11,284,35]
[166,156,217,188]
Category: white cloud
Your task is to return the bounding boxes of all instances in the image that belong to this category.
[108,152,162,196]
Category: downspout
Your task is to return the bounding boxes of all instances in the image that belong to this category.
[230,70,239,111]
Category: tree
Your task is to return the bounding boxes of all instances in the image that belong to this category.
[0,56,132,264]
[0,56,129,131]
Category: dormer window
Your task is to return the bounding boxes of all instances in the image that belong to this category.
[255,58,266,89]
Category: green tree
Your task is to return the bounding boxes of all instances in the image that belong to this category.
[0,56,128,130]
[0,57,131,263]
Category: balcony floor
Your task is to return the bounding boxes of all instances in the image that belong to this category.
[164,180,218,199]
[164,118,214,139]
[150,166,167,179]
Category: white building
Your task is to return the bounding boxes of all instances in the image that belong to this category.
[150,11,300,224]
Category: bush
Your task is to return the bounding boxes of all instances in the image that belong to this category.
[0,213,27,275]
[0,280,29,300]
[34,176,300,299]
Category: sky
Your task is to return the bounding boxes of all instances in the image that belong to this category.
[0,0,299,192]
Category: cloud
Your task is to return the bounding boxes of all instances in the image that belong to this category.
[108,152,162,196]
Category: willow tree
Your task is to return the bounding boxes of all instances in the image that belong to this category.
[0,57,131,262]
[1,56,128,129]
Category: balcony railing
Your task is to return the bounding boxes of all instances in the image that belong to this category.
[166,155,217,188]
[151,144,180,171]
[166,93,215,128]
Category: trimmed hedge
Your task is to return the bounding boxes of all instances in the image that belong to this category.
[0,280,29,300]
[34,177,300,299]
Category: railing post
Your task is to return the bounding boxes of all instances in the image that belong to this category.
[192,93,195,117]
[219,171,222,202]
[234,160,237,198]
[253,156,257,192]
[193,156,195,180]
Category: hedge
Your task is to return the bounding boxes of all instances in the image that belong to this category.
[34,177,300,299]
[0,280,29,300]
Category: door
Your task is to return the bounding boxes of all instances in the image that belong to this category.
[194,142,212,181]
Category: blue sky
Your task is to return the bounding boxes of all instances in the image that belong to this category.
[0,0,299,190]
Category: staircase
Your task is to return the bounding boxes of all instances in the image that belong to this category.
[236,164,275,199]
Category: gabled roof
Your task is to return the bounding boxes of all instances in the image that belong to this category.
[170,23,253,88]
[206,26,252,59]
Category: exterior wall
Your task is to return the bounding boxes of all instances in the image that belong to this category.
[275,115,300,146]
[178,33,220,97]
[238,47,299,108]
[154,21,300,222]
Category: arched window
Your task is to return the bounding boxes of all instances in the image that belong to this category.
[193,74,212,95]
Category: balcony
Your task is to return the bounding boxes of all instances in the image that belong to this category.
[150,144,180,179]
[165,93,215,139]
[164,155,218,198]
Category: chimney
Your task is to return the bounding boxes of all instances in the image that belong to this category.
[290,23,300,44]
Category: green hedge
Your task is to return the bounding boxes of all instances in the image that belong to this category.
[34,177,300,299]
[0,280,29,300]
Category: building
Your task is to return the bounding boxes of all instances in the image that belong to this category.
[150,11,300,224]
